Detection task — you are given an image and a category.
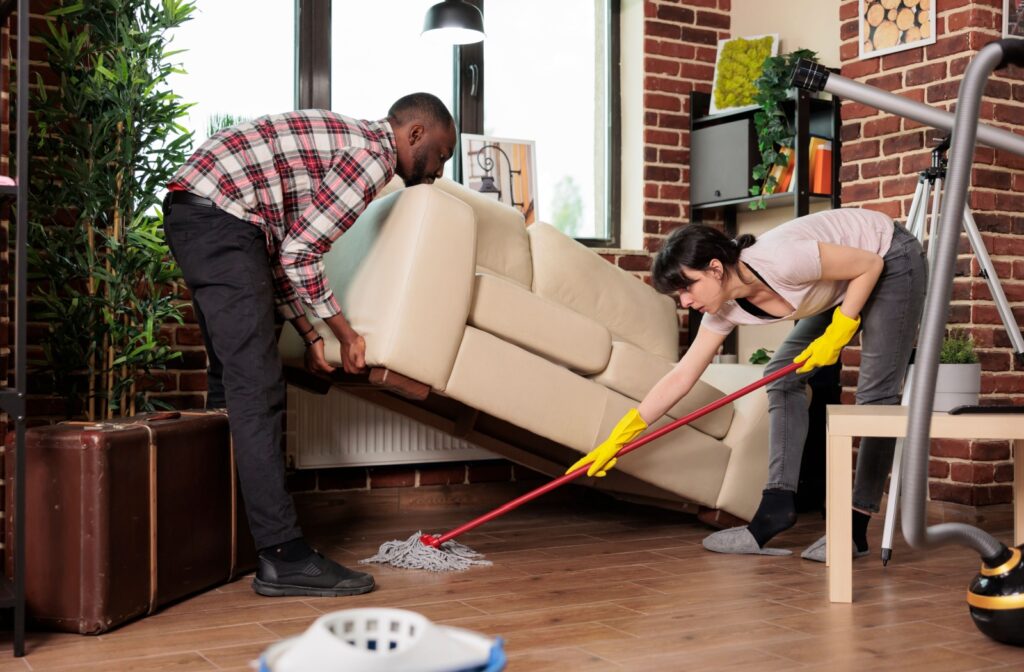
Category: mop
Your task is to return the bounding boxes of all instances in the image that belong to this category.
[362,361,802,571]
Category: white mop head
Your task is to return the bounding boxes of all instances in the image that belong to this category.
[360,531,492,571]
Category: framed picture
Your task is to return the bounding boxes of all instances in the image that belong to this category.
[1005,0,1024,38]
[460,134,538,225]
[708,34,779,116]
[859,0,936,60]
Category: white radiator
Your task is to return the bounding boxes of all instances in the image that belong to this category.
[286,386,496,469]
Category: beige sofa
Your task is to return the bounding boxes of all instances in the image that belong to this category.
[279,179,771,521]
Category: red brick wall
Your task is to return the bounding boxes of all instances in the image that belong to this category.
[602,0,729,356]
[838,0,1024,506]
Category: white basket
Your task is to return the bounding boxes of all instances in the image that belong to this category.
[258,608,505,672]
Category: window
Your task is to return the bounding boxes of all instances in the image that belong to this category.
[307,1,619,242]
[482,1,614,241]
[166,1,296,146]
[330,0,454,123]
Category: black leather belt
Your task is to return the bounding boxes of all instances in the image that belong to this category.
[165,191,216,208]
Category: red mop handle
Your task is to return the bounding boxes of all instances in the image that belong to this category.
[421,360,803,548]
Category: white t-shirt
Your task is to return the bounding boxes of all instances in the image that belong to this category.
[700,208,895,335]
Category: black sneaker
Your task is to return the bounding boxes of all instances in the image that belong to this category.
[252,551,376,597]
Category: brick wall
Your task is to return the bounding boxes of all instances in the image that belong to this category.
[837,0,1024,506]
[600,0,729,357]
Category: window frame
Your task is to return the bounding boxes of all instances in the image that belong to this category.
[298,0,620,247]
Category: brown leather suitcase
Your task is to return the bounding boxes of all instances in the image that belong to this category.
[7,410,257,634]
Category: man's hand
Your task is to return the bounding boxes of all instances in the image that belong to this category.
[304,338,337,376]
[339,332,367,374]
[321,312,368,375]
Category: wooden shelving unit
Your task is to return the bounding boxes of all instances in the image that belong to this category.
[686,87,843,353]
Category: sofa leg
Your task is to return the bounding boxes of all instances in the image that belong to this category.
[368,368,430,400]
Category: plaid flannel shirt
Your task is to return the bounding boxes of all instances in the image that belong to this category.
[168,110,397,320]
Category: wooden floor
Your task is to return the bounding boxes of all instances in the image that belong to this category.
[4,485,1024,671]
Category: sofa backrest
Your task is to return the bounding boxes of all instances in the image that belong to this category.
[528,223,680,362]
[433,179,533,289]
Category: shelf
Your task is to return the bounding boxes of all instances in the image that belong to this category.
[692,90,835,127]
[692,191,834,211]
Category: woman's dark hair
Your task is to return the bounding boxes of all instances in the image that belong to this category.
[651,224,757,295]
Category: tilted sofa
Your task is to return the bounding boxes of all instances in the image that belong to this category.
[279,178,771,521]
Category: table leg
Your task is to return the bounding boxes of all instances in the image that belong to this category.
[1015,440,1022,548]
[828,432,853,603]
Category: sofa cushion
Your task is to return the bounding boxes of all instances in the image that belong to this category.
[469,272,612,375]
[589,341,734,439]
[701,364,772,519]
[445,327,609,451]
[434,178,533,289]
[528,223,679,361]
[586,391,731,509]
[280,185,476,391]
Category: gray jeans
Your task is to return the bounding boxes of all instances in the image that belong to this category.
[762,225,928,512]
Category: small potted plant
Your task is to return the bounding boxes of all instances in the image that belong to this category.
[934,330,981,411]
[905,330,981,412]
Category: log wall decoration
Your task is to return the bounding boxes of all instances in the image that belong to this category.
[859,0,937,59]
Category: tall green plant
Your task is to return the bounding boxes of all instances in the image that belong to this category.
[29,0,195,420]
[748,49,819,209]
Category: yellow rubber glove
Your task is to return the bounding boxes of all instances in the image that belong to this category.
[566,409,648,477]
[794,307,861,374]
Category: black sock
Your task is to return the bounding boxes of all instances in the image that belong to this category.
[853,510,870,553]
[747,489,797,548]
[260,537,315,562]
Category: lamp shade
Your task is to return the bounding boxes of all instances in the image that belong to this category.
[476,175,501,200]
[422,0,485,45]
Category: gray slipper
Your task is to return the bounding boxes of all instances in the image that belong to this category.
[800,534,870,563]
[702,526,793,556]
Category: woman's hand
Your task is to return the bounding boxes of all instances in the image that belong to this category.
[794,307,860,373]
[566,408,648,477]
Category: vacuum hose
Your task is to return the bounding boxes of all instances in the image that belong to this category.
[793,40,1024,646]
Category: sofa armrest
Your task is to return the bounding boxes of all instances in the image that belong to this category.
[280,185,477,392]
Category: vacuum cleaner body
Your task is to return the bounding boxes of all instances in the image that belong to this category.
[968,546,1024,646]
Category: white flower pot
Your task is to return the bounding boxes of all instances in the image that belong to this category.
[905,363,981,412]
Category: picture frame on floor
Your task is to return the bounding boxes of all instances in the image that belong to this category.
[460,134,538,225]
[859,0,936,60]
[1005,0,1024,38]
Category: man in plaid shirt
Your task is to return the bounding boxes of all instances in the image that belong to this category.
[163,92,456,597]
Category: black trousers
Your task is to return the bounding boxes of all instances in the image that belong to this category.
[163,199,300,550]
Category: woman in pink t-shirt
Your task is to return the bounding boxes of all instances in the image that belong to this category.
[567,208,927,561]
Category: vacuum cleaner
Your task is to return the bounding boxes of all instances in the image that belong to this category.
[792,38,1024,646]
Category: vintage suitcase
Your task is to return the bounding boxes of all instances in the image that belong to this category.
[6,410,257,634]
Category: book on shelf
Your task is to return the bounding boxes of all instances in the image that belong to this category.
[766,146,795,194]
[811,139,833,195]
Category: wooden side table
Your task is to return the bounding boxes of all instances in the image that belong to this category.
[826,405,1024,603]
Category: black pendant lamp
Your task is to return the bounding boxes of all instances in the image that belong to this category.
[422,0,485,45]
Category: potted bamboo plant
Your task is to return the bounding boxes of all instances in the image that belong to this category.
[28,0,195,420]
